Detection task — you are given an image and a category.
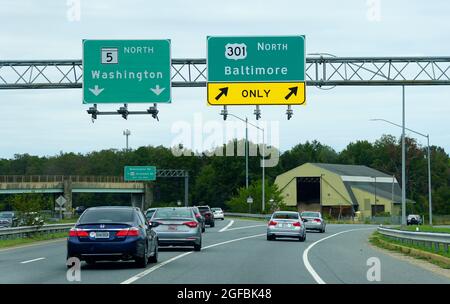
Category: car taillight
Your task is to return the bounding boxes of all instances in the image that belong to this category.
[116,227,140,237]
[69,228,88,237]
[195,214,202,218]
[184,221,198,228]
[205,214,210,218]
[293,221,301,227]
[313,219,321,223]
[268,220,277,226]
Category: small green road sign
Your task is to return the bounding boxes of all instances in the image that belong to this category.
[83,39,171,104]
[124,166,156,181]
[207,36,305,82]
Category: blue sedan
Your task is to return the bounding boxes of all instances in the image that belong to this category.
[67,206,159,268]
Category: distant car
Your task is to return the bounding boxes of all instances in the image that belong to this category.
[75,206,86,216]
[191,207,206,233]
[151,207,202,251]
[301,211,326,233]
[67,206,159,268]
[197,205,215,227]
[0,211,17,228]
[407,214,422,225]
[267,211,306,242]
[145,208,158,220]
[211,208,224,220]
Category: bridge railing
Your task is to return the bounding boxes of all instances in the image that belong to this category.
[0,175,138,183]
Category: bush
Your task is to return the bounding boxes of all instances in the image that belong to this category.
[8,194,49,227]
[226,180,283,214]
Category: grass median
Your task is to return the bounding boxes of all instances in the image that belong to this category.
[0,232,67,249]
[394,225,450,234]
[370,231,450,269]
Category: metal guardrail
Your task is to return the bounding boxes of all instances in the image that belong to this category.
[0,223,74,240]
[377,227,450,253]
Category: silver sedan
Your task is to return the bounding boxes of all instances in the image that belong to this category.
[267,211,306,242]
[301,211,326,233]
[151,207,202,251]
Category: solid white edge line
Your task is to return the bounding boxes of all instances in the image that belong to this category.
[20,257,46,264]
[224,224,266,232]
[121,233,265,284]
[219,220,235,232]
[302,228,375,284]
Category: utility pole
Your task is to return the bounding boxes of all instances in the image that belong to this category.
[401,86,406,226]
[245,117,249,189]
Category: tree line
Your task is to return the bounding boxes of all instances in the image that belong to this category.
[0,134,448,215]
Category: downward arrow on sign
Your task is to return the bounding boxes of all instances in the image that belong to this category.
[150,85,166,96]
[89,85,104,96]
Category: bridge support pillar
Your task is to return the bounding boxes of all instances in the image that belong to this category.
[63,180,73,218]
[131,193,144,210]
[144,183,154,210]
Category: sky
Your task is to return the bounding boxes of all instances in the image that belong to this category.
[0,0,449,159]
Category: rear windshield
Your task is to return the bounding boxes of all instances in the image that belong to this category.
[145,210,156,219]
[211,208,222,212]
[198,207,210,212]
[301,212,320,218]
[79,209,135,223]
[273,213,299,219]
[0,213,13,218]
[154,208,193,219]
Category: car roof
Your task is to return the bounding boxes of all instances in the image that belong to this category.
[87,206,139,211]
[274,211,298,214]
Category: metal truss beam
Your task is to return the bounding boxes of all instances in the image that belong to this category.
[1,56,450,89]
[156,169,188,178]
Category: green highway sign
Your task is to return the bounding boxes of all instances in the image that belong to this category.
[206,36,306,105]
[207,36,305,82]
[124,166,156,181]
[83,39,171,104]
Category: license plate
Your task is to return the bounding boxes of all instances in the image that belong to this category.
[285,224,292,228]
[94,231,109,239]
[168,225,177,231]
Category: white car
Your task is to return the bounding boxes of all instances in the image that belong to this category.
[211,208,224,220]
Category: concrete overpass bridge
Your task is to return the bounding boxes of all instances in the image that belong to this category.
[0,171,189,214]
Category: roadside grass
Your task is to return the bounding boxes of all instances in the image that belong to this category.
[44,218,77,224]
[0,232,67,249]
[393,225,450,234]
[369,231,450,269]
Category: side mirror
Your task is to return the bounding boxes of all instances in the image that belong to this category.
[148,221,160,228]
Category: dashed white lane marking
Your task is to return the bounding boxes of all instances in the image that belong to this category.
[302,228,375,284]
[223,224,266,232]
[219,220,235,232]
[20,257,46,264]
[121,233,265,284]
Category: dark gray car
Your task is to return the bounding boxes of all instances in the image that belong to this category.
[0,212,17,228]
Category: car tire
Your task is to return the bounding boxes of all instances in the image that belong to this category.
[321,228,325,233]
[202,226,205,233]
[210,221,215,228]
[148,243,158,263]
[194,242,202,251]
[299,234,306,242]
[267,235,274,241]
[135,245,148,268]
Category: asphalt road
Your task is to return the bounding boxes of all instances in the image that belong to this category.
[0,218,449,284]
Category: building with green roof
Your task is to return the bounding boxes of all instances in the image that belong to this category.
[274,163,403,218]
